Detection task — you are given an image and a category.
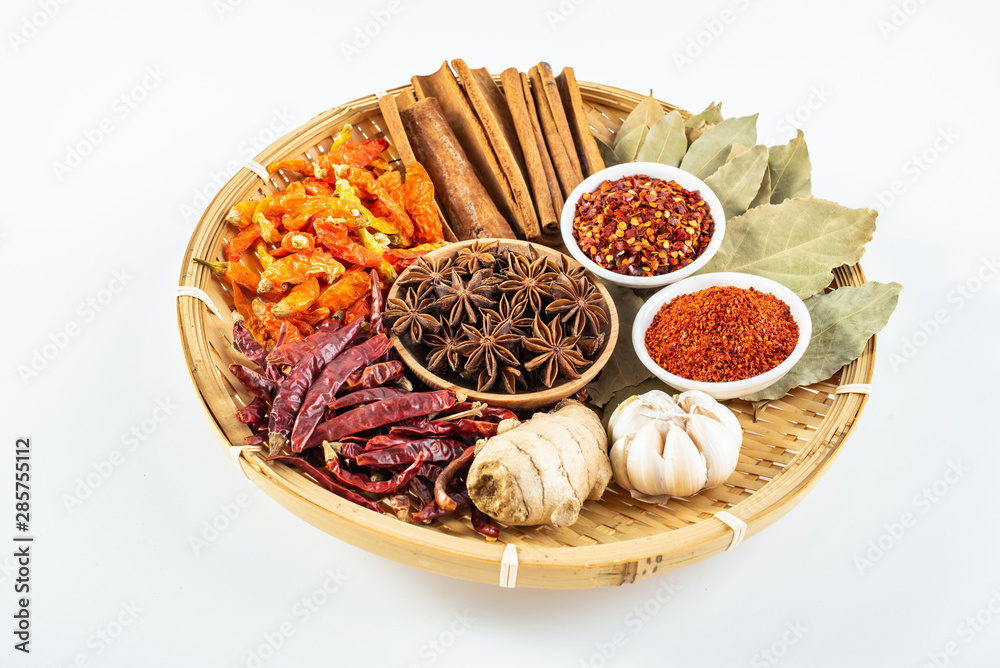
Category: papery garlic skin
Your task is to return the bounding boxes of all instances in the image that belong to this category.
[609,433,635,491]
[607,390,686,445]
[685,414,739,488]
[676,391,743,445]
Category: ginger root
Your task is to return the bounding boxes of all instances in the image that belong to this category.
[467,399,611,527]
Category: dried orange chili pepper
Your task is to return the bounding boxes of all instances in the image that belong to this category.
[252,298,304,343]
[313,219,382,268]
[273,276,320,318]
[315,268,371,312]
[253,212,283,244]
[267,158,315,176]
[192,258,260,292]
[281,231,315,254]
[326,137,390,169]
[337,165,414,243]
[403,161,444,244]
[258,250,344,293]
[232,285,269,345]
[254,240,275,271]
[343,296,370,324]
[302,177,335,196]
[225,222,261,262]
[226,199,258,228]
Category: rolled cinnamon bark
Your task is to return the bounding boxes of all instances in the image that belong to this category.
[400,97,516,241]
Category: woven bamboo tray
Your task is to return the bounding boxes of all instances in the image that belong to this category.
[177,80,875,589]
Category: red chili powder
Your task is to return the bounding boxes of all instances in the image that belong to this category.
[644,286,799,382]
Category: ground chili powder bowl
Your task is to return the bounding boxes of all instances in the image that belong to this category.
[560,162,727,289]
[631,272,812,400]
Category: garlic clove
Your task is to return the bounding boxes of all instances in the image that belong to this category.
[677,391,743,445]
[607,390,685,445]
[658,421,708,497]
[624,420,670,497]
[609,434,635,491]
[686,414,740,488]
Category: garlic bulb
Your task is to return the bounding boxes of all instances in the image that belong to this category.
[607,389,686,445]
[607,390,742,501]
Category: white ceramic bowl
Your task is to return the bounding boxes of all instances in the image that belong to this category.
[560,162,726,289]
[631,272,812,400]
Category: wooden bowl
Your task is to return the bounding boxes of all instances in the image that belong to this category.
[177,80,877,588]
[386,239,618,410]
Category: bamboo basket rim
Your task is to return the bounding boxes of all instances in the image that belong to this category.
[176,78,876,588]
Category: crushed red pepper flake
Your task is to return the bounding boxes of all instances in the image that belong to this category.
[644,286,799,382]
[572,175,714,277]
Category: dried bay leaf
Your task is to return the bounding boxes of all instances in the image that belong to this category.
[614,126,648,164]
[679,114,758,180]
[749,165,772,209]
[586,283,652,406]
[597,137,622,168]
[704,144,769,220]
[636,111,687,166]
[685,101,723,128]
[614,92,664,150]
[741,281,903,402]
[698,197,877,299]
[769,130,812,204]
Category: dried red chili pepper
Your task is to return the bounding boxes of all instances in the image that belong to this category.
[363,433,414,451]
[644,285,799,382]
[390,419,499,439]
[233,320,267,369]
[266,329,341,367]
[434,446,475,512]
[471,507,500,539]
[368,270,386,337]
[225,222,261,262]
[354,438,467,467]
[409,477,434,506]
[572,175,715,277]
[329,387,408,411]
[412,491,471,522]
[245,432,267,446]
[343,298,370,325]
[267,318,363,456]
[325,454,424,494]
[386,493,411,521]
[340,361,404,393]
[310,391,458,447]
[229,364,279,401]
[236,397,269,425]
[439,402,516,423]
[290,334,393,452]
[267,455,383,513]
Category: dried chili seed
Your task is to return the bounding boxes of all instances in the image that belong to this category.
[572,175,714,277]
[643,286,799,382]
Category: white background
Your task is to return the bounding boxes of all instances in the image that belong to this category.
[2,0,998,666]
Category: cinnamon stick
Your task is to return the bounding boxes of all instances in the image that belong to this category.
[500,68,559,235]
[536,62,583,177]
[400,97,515,241]
[520,71,565,211]
[411,63,520,232]
[556,66,605,177]
[528,65,583,198]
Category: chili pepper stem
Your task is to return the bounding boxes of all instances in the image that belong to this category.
[437,402,486,422]
[268,433,288,457]
[322,441,342,460]
[192,257,226,276]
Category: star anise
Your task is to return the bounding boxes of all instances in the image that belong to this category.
[454,240,498,274]
[432,269,495,327]
[547,254,587,281]
[545,274,609,336]
[499,254,557,313]
[483,294,532,338]
[495,364,526,394]
[577,331,606,357]
[522,315,588,388]
[382,287,440,343]
[397,256,455,294]
[422,322,466,374]
[456,316,520,391]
